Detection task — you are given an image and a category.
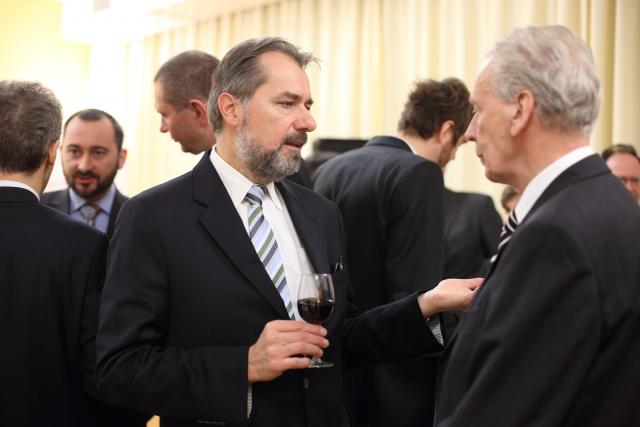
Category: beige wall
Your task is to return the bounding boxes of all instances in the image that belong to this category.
[0,0,90,190]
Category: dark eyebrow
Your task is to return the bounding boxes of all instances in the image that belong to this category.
[279,91,314,108]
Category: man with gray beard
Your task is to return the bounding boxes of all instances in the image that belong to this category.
[96,37,481,427]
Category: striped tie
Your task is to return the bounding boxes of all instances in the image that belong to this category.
[490,209,519,264]
[245,185,294,320]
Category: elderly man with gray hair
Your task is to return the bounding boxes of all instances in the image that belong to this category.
[435,26,640,426]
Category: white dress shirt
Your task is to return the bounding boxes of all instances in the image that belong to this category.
[209,147,314,320]
[514,146,594,222]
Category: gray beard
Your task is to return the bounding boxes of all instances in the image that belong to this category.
[234,118,303,184]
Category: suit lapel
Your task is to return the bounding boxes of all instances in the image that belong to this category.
[484,154,608,279]
[193,153,291,319]
[49,189,71,213]
[107,189,127,239]
[276,181,330,274]
[525,154,608,221]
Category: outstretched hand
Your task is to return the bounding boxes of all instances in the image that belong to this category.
[248,320,329,383]
[418,277,483,317]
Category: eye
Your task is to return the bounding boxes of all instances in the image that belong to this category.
[280,101,294,109]
[94,149,107,158]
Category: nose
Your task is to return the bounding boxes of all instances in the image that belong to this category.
[160,118,168,133]
[78,153,92,172]
[294,108,316,132]
[464,115,477,142]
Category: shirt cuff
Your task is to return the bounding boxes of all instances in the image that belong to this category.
[427,315,444,346]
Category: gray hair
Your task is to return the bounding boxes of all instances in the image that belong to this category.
[488,25,600,136]
[0,80,62,173]
[208,37,316,133]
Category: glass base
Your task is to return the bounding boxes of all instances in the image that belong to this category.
[308,356,334,368]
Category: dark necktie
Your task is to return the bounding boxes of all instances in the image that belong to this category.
[490,209,519,264]
[79,203,101,227]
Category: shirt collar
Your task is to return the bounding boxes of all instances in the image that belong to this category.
[209,147,282,211]
[515,146,594,222]
[0,180,40,200]
[69,184,116,214]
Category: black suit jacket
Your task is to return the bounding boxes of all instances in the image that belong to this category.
[443,189,502,279]
[0,187,107,426]
[436,155,640,426]
[96,152,440,427]
[41,187,128,239]
[314,136,444,427]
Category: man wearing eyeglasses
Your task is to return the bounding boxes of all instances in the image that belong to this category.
[602,143,640,203]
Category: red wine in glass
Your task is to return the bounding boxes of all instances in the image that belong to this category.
[297,273,335,368]
[297,298,334,324]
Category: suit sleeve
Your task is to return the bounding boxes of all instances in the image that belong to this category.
[385,161,444,299]
[79,232,108,398]
[96,198,249,423]
[437,221,600,426]
[332,202,442,368]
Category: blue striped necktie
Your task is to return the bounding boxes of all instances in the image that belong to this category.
[245,185,295,319]
[490,209,519,264]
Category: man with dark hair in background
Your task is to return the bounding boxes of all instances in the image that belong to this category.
[42,109,128,239]
[154,50,220,155]
[313,78,473,427]
[96,38,481,427]
[601,143,640,202]
[0,80,107,426]
[436,26,640,426]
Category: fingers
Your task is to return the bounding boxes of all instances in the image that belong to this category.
[248,320,331,383]
[265,319,327,336]
[466,277,484,290]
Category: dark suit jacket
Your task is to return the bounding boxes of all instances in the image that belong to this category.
[436,155,640,426]
[443,189,502,279]
[41,187,128,239]
[0,187,107,427]
[314,136,444,427]
[96,152,440,427]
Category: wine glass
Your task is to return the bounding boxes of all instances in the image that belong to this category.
[297,273,335,368]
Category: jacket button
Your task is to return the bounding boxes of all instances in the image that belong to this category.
[303,378,310,389]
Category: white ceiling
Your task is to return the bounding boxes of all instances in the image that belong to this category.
[60,0,275,43]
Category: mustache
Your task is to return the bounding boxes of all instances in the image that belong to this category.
[282,132,307,146]
[74,172,98,180]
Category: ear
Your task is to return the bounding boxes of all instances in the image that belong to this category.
[437,120,454,145]
[117,148,128,170]
[218,92,242,128]
[47,140,60,167]
[190,99,209,126]
[511,90,534,136]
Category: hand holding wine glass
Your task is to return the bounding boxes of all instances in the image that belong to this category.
[297,273,335,368]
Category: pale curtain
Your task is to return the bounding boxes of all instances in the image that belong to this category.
[87,0,640,209]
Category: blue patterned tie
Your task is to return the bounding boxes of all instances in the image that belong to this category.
[79,203,101,227]
[245,185,294,319]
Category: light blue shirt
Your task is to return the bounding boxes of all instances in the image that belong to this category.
[68,185,116,233]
